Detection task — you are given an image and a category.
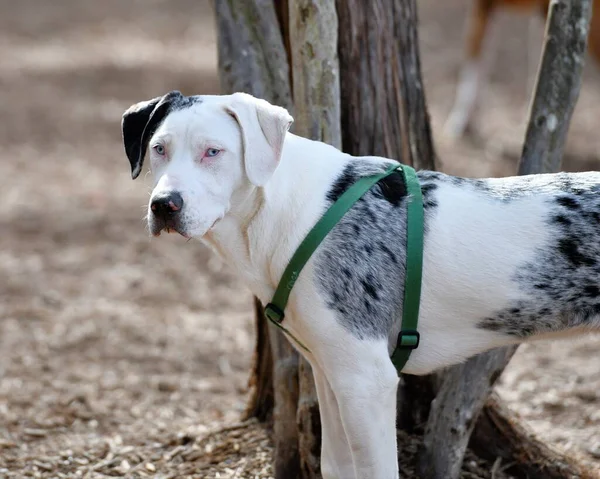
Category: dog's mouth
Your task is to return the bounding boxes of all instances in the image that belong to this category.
[149,216,222,240]
[150,220,190,239]
[158,227,189,238]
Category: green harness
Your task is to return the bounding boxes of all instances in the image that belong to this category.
[264,163,424,373]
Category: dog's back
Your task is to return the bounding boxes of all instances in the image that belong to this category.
[315,161,600,373]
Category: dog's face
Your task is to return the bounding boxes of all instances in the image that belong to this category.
[121,91,293,238]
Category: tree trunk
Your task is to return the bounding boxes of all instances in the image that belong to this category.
[215,0,292,109]
[394,0,437,171]
[419,1,593,477]
[420,348,517,479]
[471,395,596,479]
[336,0,435,171]
[289,1,341,477]
[215,2,302,477]
[243,297,274,422]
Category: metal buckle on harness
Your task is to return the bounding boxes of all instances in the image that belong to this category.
[397,330,420,349]
[264,303,285,323]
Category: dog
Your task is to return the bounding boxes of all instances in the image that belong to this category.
[122,91,600,479]
[444,0,600,139]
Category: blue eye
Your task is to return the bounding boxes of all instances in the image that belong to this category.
[154,144,165,155]
[206,148,220,157]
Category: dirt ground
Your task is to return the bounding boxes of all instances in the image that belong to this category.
[0,0,598,477]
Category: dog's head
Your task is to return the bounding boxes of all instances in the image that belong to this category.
[121,91,293,238]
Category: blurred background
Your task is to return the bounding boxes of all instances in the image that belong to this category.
[0,0,599,476]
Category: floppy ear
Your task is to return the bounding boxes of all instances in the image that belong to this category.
[225,92,293,187]
[121,91,183,179]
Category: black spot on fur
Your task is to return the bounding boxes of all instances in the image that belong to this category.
[420,180,440,211]
[362,276,379,300]
[423,200,439,210]
[378,241,398,264]
[364,209,377,224]
[558,238,596,267]
[584,285,600,297]
[171,94,203,110]
[481,319,502,332]
[557,196,580,209]
[552,215,572,226]
[327,164,357,202]
[420,183,438,195]
[375,172,406,206]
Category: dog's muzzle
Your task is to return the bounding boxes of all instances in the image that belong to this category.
[150,191,185,236]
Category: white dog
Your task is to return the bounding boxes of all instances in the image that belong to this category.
[122,91,600,479]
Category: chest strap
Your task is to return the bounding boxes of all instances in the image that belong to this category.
[264,162,424,373]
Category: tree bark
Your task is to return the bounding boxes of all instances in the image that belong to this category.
[419,1,593,477]
[336,0,435,170]
[215,0,292,110]
[519,0,593,174]
[269,325,302,479]
[289,2,340,477]
[215,2,302,477]
[471,395,597,479]
[394,0,437,171]
[289,0,341,148]
[420,349,516,479]
[243,297,274,422]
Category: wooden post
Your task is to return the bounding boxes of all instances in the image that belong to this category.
[215,2,302,477]
[289,1,341,477]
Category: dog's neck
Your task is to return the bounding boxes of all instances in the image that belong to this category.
[202,133,349,303]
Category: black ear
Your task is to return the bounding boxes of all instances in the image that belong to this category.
[121,91,183,179]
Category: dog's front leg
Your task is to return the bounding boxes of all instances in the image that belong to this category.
[312,363,356,479]
[322,340,400,479]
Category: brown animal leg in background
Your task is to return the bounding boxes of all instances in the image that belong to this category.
[586,0,600,65]
[443,0,496,139]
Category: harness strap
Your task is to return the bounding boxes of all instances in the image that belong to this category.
[264,162,423,373]
[390,165,423,371]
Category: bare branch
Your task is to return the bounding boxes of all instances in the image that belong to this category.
[519,0,593,174]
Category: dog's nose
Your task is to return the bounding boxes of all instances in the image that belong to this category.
[151,191,184,220]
